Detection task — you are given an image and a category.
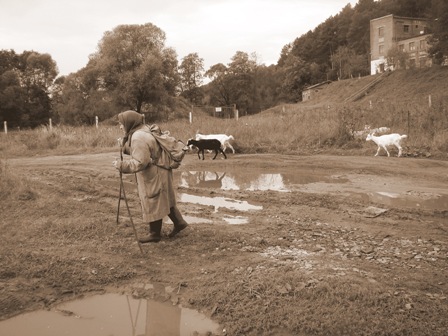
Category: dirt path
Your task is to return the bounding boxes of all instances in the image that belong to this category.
[2,153,448,335]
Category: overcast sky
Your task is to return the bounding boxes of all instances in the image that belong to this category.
[0,0,357,77]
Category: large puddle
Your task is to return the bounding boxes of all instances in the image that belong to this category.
[178,170,346,192]
[0,293,221,336]
[177,170,447,212]
[106,169,446,227]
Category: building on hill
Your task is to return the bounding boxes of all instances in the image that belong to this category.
[370,14,432,75]
[302,81,332,102]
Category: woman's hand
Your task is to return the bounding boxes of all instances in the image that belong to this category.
[112,160,121,171]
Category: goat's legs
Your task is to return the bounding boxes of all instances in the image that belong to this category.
[375,146,381,156]
[396,145,403,157]
[197,149,205,160]
[227,143,235,154]
[220,149,227,159]
[376,145,390,157]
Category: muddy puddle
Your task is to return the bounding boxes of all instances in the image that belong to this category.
[178,170,346,192]
[177,170,447,212]
[0,292,221,336]
[106,168,446,227]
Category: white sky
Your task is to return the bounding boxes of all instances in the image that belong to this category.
[0,0,357,77]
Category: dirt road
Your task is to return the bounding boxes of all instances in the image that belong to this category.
[2,152,447,335]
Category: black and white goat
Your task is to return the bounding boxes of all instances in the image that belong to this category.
[187,139,227,160]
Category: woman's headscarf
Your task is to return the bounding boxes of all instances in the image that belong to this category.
[118,110,144,146]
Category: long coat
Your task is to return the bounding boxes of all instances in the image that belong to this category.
[120,125,176,222]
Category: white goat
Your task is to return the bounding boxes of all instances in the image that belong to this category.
[366,133,407,157]
[195,133,235,154]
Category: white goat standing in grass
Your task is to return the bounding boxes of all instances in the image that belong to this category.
[366,132,407,157]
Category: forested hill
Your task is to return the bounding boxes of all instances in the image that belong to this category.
[277,0,447,82]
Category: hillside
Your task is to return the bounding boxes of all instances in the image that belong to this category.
[301,66,448,106]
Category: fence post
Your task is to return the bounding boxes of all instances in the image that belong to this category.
[235,109,239,121]
[49,118,53,131]
[95,116,99,128]
[3,121,7,134]
[428,94,432,108]
[407,111,410,137]
[189,111,192,124]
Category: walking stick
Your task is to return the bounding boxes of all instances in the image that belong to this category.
[117,146,144,255]
[116,171,122,224]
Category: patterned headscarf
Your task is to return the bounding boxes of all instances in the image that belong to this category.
[117,110,144,146]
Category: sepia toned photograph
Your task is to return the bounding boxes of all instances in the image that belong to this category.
[1,0,447,335]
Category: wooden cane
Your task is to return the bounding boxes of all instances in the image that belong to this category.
[117,146,144,255]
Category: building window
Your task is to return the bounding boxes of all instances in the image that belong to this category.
[404,25,410,33]
[378,26,384,37]
[399,44,405,52]
[409,42,415,51]
[379,45,384,55]
[420,40,426,50]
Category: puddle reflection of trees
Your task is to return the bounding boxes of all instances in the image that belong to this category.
[126,294,220,336]
[178,170,344,192]
[180,171,290,191]
[0,293,219,336]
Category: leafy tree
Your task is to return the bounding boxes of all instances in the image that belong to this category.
[428,0,448,65]
[205,52,261,115]
[0,49,57,128]
[0,69,27,127]
[278,54,312,102]
[205,63,232,107]
[179,53,205,105]
[89,23,180,115]
[386,46,409,70]
[331,46,368,79]
[227,51,257,114]
[52,67,114,125]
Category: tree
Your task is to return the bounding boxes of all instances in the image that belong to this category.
[205,63,232,107]
[89,23,180,114]
[0,50,58,128]
[386,46,409,70]
[331,46,368,79]
[179,53,204,105]
[428,0,448,65]
[205,52,260,115]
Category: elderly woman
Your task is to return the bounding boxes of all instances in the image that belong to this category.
[113,110,188,243]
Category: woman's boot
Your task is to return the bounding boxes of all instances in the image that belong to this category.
[168,206,188,238]
[139,219,162,243]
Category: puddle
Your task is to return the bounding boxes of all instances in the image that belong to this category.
[179,193,263,212]
[0,293,221,336]
[165,215,213,224]
[222,215,249,224]
[368,191,448,210]
[179,170,345,192]
[178,169,448,212]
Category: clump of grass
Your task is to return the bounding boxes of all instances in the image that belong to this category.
[0,160,35,200]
